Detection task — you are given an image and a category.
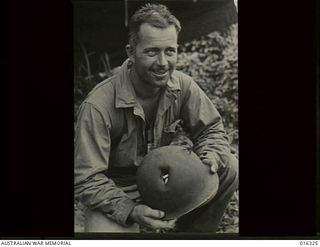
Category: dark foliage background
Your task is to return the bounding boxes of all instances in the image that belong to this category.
[177,24,238,151]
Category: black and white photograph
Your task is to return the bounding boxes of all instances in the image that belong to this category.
[1,0,319,242]
[73,0,239,234]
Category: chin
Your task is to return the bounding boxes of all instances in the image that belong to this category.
[148,73,171,88]
[152,79,169,88]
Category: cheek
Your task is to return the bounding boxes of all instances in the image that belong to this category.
[168,57,177,68]
[135,55,177,71]
[136,57,155,70]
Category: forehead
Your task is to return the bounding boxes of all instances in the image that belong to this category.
[137,23,178,48]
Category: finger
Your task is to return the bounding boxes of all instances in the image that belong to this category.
[165,219,176,229]
[201,158,213,166]
[202,158,214,172]
[144,207,165,219]
[202,158,217,174]
[143,217,175,230]
[210,164,217,174]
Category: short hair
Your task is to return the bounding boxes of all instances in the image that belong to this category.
[128,3,181,47]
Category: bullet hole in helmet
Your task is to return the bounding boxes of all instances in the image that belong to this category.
[161,168,170,185]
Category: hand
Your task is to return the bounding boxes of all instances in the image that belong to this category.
[129,204,176,231]
[200,152,218,174]
[202,159,216,174]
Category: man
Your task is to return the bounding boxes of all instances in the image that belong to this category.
[74,3,238,233]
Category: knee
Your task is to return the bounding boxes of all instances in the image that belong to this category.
[84,208,140,233]
[219,153,238,191]
[227,153,238,179]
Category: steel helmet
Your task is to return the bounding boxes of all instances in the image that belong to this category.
[136,145,219,220]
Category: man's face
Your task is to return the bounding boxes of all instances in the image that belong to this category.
[129,23,178,88]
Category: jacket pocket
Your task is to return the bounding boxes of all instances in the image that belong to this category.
[160,119,182,146]
[160,119,193,149]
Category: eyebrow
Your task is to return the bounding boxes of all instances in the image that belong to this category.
[143,46,178,51]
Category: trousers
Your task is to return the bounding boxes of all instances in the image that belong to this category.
[84,209,140,232]
[84,153,238,233]
[175,153,239,232]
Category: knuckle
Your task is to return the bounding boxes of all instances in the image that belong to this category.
[144,208,155,217]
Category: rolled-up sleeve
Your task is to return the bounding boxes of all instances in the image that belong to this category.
[181,80,231,173]
[74,102,136,226]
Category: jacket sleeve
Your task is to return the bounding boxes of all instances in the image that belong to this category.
[180,79,231,173]
[74,102,136,226]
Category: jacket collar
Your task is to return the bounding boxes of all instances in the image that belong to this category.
[115,59,181,109]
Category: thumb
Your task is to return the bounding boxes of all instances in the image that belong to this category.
[144,207,165,219]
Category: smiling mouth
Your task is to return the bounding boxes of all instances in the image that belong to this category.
[151,71,169,77]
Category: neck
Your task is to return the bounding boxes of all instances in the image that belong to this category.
[129,68,162,99]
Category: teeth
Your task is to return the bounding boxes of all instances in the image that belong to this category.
[153,71,167,75]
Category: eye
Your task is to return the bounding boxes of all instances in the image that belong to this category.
[165,48,176,56]
[145,49,158,57]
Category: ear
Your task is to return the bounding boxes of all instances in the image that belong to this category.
[126,44,135,63]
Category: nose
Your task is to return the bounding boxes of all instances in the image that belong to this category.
[157,52,168,67]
